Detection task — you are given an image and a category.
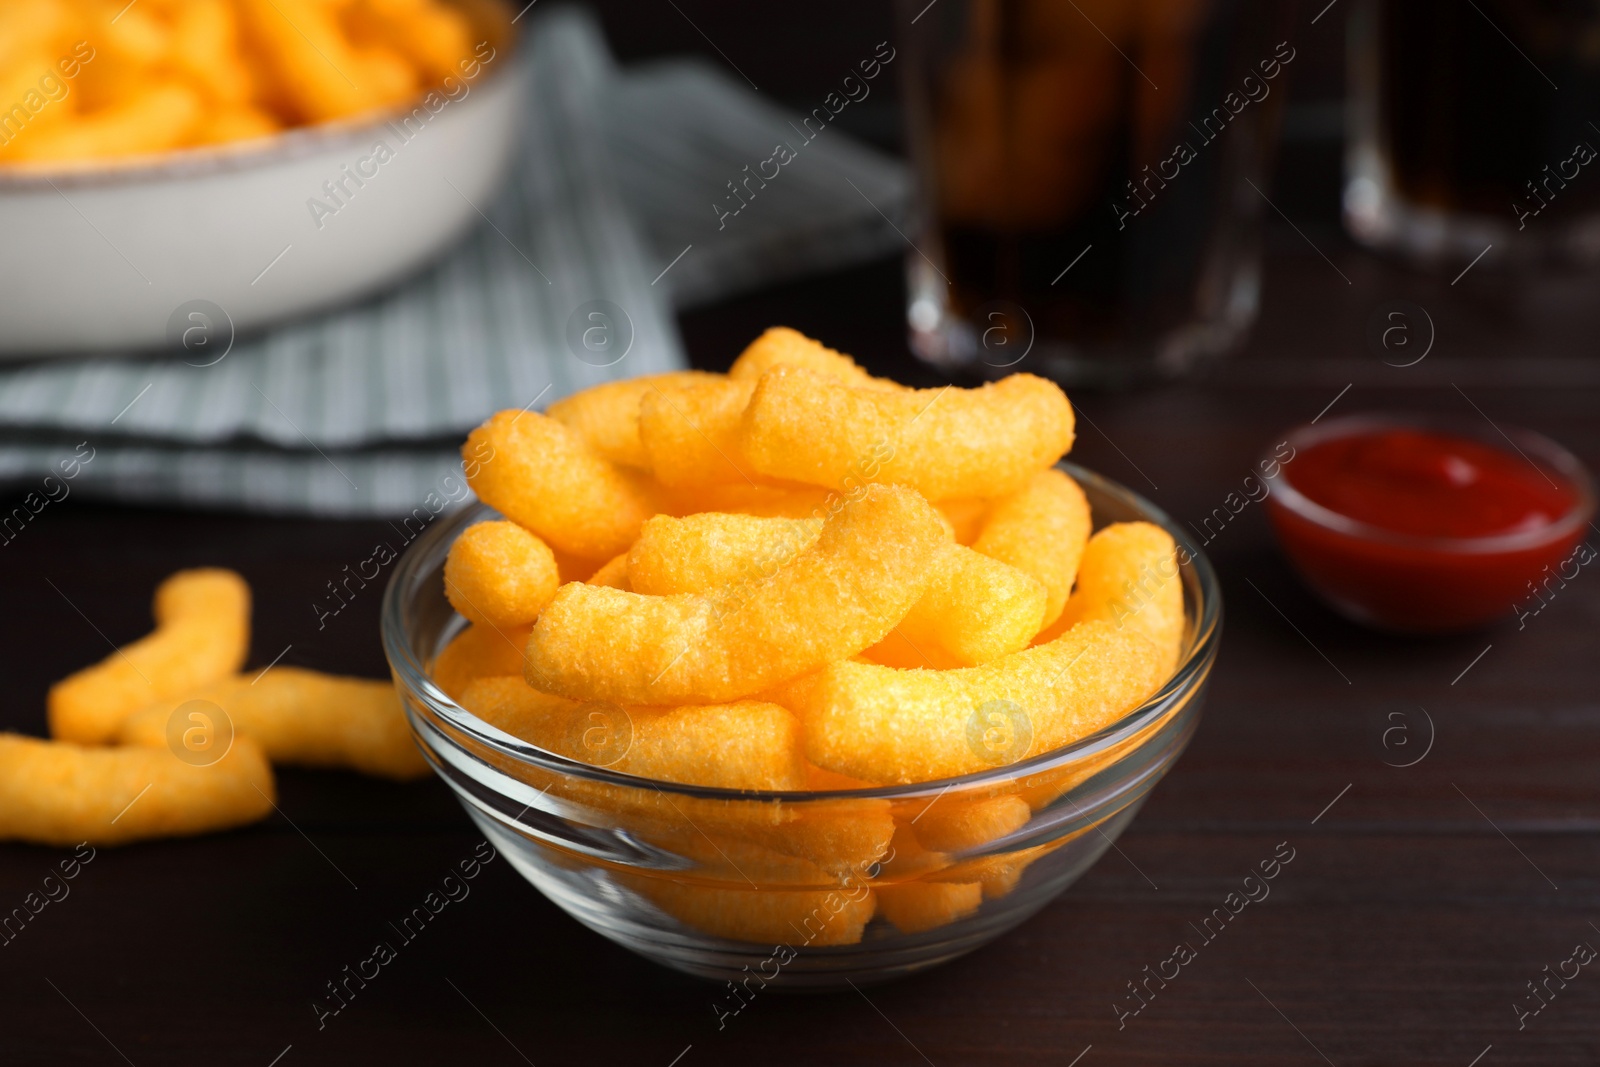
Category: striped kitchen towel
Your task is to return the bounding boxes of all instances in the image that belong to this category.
[0,6,909,517]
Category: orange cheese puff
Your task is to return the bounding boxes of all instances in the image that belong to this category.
[1012,718,1166,811]
[890,814,1032,898]
[523,483,946,704]
[956,840,1062,900]
[118,669,427,781]
[909,794,1031,853]
[637,377,766,488]
[1013,652,1193,813]
[432,623,532,701]
[456,674,571,719]
[459,675,806,791]
[172,0,255,105]
[875,820,948,879]
[0,733,274,847]
[0,10,74,66]
[919,824,1082,898]
[194,105,282,146]
[607,773,892,881]
[444,520,560,629]
[628,875,876,946]
[892,544,1047,667]
[349,0,476,83]
[546,371,718,470]
[875,880,983,933]
[240,0,380,123]
[974,468,1091,628]
[48,569,250,746]
[0,58,62,159]
[727,326,892,389]
[937,496,994,545]
[463,410,661,560]
[662,482,834,520]
[103,5,173,66]
[587,553,631,590]
[775,619,1167,783]
[1046,522,1185,675]
[10,83,204,163]
[626,513,822,597]
[620,699,809,791]
[527,772,798,851]
[352,44,421,111]
[739,797,898,878]
[741,368,1076,501]
[634,823,853,886]
[511,770,889,880]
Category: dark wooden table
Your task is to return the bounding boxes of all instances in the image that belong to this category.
[5,8,1600,1066]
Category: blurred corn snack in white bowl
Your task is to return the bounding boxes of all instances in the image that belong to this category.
[0,0,521,356]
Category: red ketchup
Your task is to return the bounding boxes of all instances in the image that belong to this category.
[1265,416,1594,632]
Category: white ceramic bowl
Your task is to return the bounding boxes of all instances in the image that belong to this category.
[0,18,522,359]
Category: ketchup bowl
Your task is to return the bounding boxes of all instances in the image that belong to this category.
[1263,413,1595,633]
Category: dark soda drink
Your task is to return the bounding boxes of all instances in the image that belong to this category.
[902,0,1293,386]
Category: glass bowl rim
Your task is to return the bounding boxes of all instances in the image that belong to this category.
[1263,411,1597,555]
[380,460,1222,803]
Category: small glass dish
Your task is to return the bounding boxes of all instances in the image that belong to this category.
[381,463,1221,988]
[1263,413,1596,633]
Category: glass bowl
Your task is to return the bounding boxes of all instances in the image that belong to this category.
[1263,413,1596,633]
[380,462,1221,988]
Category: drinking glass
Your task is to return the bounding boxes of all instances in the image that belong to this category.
[1345,0,1600,270]
[899,0,1295,387]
